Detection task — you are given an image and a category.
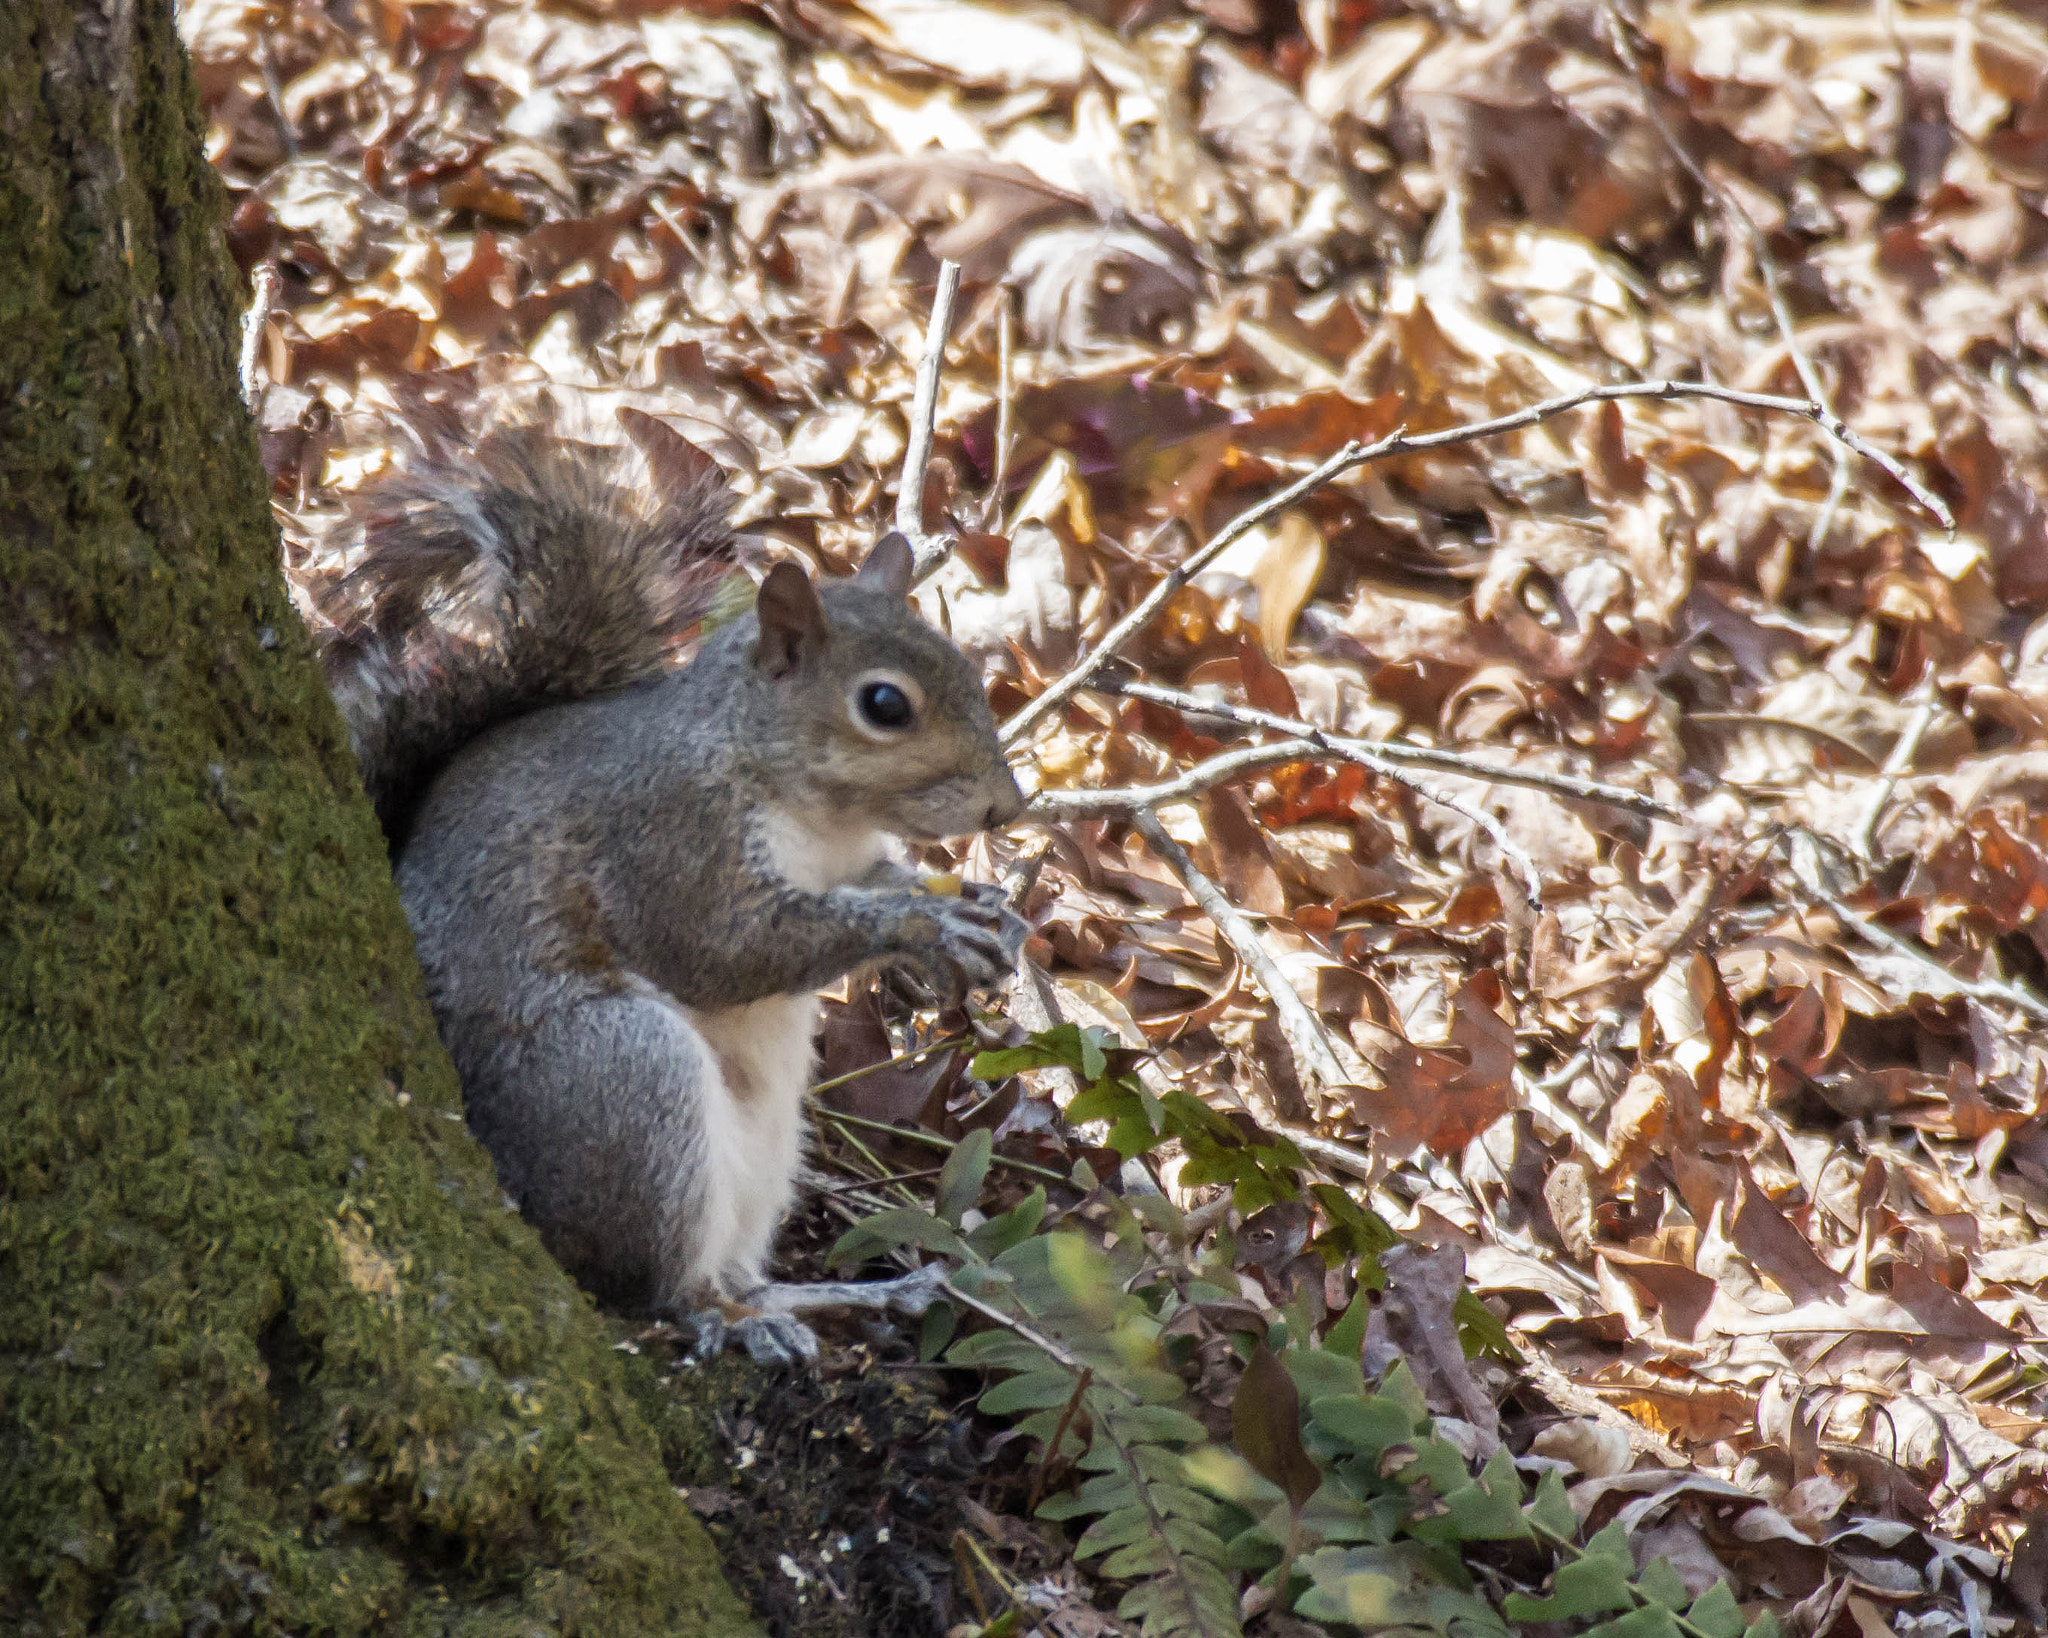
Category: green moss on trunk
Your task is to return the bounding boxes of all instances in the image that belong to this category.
[0,6,754,1632]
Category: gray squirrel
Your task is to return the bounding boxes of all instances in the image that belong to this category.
[307,411,1029,1363]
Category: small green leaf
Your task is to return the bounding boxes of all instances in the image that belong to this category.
[1587,1519,1635,1565]
[1182,1445,1282,1509]
[918,1300,955,1361]
[1437,1447,1532,1541]
[1378,1360,1428,1426]
[1637,1555,1691,1610]
[1308,1183,1398,1262]
[1105,1110,1162,1159]
[1384,1435,1470,1497]
[827,1206,968,1267]
[1106,1402,1211,1446]
[1525,1467,1578,1540]
[1283,1341,1364,1406]
[1454,1287,1520,1363]
[1582,1604,1685,1638]
[1321,1285,1370,1361]
[969,1045,1043,1079]
[1310,1393,1417,1458]
[936,1128,992,1227]
[1294,1543,1437,1628]
[980,1367,1084,1415]
[943,1326,1042,1373]
[1502,1550,1634,1621]
[1075,1506,1152,1558]
[1042,1470,1138,1517]
[970,1022,1117,1083]
[965,1186,1045,1258]
[1686,1580,1745,1638]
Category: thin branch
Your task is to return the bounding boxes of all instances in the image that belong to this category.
[1001,434,1378,746]
[1597,0,1856,544]
[1853,676,1938,862]
[812,1105,1070,1187]
[1275,1123,1381,1185]
[239,262,282,413]
[1000,376,1952,749]
[1032,738,1327,820]
[1032,733,1543,901]
[1783,830,2048,1026]
[940,1277,1143,1401]
[1085,681,1553,889]
[984,288,1015,531]
[252,33,299,161]
[1027,1367,1094,1511]
[1391,771,1546,908]
[899,258,962,581]
[1070,677,1683,820]
[1597,0,1820,401]
[810,1032,967,1096]
[1131,810,1356,1095]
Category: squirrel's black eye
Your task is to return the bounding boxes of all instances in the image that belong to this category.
[857,680,915,730]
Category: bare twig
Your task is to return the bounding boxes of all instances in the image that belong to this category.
[1853,676,1939,862]
[1131,810,1357,1096]
[1027,1367,1094,1511]
[1031,731,1545,903]
[1068,677,1682,820]
[252,33,299,161]
[1031,738,1328,820]
[812,1105,1070,1187]
[1783,830,2048,1026]
[239,262,282,413]
[1275,1123,1381,1185]
[810,1033,968,1096]
[899,259,962,581]
[984,288,1015,531]
[1000,376,1951,749]
[1393,775,1545,908]
[1597,0,1857,546]
[1001,435,1379,746]
[940,1277,1143,1401]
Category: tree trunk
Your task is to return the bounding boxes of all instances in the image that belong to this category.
[0,6,754,1632]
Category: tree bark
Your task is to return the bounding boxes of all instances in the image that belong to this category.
[0,5,755,1632]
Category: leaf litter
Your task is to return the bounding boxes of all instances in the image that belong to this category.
[185,0,2048,1632]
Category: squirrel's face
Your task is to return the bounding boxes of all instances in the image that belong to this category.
[741,539,1027,840]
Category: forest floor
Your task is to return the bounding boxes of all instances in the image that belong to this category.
[182,0,2048,1634]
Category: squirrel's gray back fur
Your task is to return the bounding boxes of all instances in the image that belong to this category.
[309,420,737,843]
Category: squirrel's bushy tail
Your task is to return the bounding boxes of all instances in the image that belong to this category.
[308,414,738,843]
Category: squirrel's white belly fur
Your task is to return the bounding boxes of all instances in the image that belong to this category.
[678,991,818,1295]
[673,811,888,1300]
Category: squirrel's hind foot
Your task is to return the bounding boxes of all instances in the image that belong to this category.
[688,1306,822,1367]
[686,1265,949,1364]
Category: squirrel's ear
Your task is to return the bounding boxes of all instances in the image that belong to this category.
[754,562,828,678]
[857,532,915,598]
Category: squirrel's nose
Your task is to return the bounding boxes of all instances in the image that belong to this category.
[984,770,1028,829]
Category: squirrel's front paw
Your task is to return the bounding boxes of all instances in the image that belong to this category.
[897,889,1028,1002]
